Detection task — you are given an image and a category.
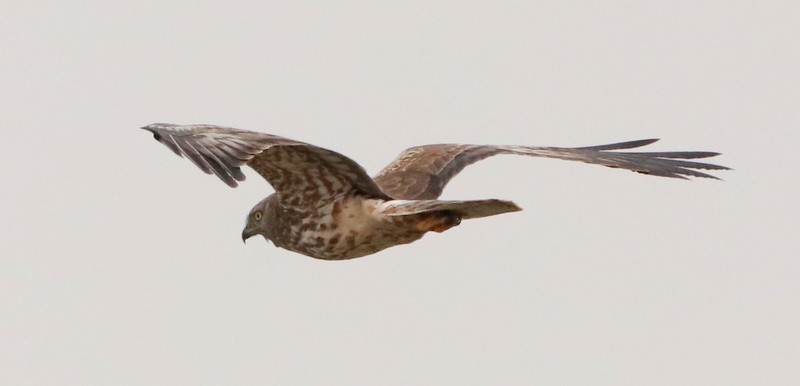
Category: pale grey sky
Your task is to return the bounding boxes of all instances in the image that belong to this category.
[2,1,798,385]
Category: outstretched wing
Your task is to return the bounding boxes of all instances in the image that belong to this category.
[374,139,729,200]
[142,123,390,203]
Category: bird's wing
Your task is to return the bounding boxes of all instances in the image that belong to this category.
[373,139,730,200]
[143,123,390,204]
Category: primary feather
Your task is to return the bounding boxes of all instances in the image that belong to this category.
[143,123,729,260]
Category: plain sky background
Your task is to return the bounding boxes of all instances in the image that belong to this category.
[2,1,798,385]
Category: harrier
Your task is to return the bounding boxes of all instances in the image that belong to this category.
[143,124,728,260]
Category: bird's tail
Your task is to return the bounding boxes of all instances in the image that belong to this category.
[378,199,522,220]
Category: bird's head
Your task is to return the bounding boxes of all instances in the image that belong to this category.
[242,194,276,244]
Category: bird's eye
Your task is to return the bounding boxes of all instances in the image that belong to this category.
[254,212,262,221]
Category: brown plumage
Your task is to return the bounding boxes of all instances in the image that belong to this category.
[143,123,729,260]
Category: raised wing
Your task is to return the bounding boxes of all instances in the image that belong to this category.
[374,139,729,200]
[142,123,390,203]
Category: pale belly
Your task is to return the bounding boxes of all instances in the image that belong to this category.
[285,197,427,260]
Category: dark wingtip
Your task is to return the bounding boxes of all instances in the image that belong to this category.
[638,138,660,145]
[141,124,161,140]
[625,138,660,148]
[686,151,722,159]
[578,138,660,151]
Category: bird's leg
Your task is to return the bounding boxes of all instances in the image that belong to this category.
[414,211,462,233]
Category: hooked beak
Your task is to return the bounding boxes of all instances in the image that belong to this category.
[242,228,255,244]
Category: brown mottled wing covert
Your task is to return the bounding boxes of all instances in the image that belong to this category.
[142,123,390,204]
[374,139,729,200]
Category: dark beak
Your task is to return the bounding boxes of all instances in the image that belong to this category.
[242,228,254,244]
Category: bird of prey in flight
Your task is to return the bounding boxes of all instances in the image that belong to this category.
[143,123,728,260]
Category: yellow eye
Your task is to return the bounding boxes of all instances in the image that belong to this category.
[254,212,262,221]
